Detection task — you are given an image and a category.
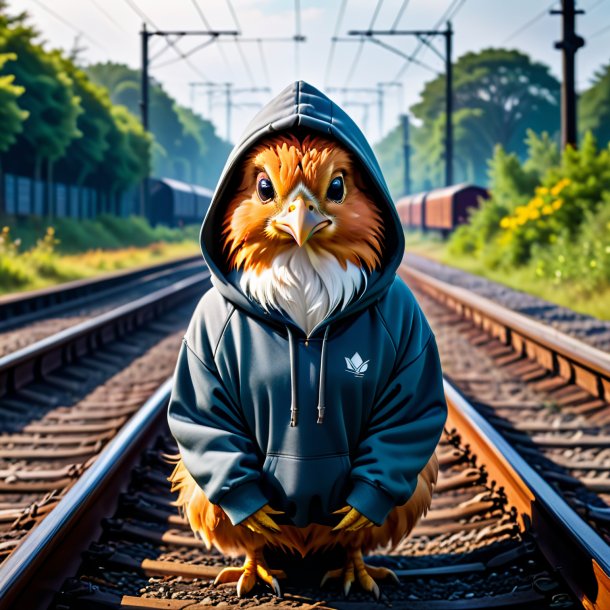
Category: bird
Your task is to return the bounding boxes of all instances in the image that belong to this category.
[168,130,443,599]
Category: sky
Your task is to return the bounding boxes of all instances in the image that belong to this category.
[15,0,610,144]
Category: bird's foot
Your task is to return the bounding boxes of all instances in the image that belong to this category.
[320,547,399,599]
[214,551,286,597]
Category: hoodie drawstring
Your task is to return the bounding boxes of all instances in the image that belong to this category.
[316,325,331,424]
[288,327,299,427]
[287,324,331,427]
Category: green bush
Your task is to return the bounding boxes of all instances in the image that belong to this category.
[447,130,610,297]
[533,194,610,291]
[0,215,200,253]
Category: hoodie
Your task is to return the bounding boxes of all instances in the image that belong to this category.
[167,81,447,528]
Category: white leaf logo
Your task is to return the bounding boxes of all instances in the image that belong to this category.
[345,352,370,377]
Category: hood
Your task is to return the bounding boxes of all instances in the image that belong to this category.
[200,80,405,335]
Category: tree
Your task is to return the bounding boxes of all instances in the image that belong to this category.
[410,48,560,186]
[0,52,27,154]
[55,57,112,187]
[579,62,610,147]
[93,105,151,203]
[86,61,231,188]
[0,14,82,190]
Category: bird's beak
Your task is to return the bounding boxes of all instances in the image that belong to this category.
[274,198,331,246]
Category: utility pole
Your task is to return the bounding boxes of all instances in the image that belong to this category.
[445,21,453,186]
[401,114,411,195]
[327,86,385,139]
[348,23,454,186]
[342,101,373,134]
[190,83,271,142]
[552,0,585,148]
[140,24,149,216]
[139,26,238,217]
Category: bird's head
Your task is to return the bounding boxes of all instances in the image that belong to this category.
[222,133,384,275]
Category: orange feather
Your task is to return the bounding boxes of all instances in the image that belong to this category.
[169,454,438,559]
[221,134,385,275]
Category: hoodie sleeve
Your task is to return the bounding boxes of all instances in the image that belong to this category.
[346,278,447,526]
[167,295,268,526]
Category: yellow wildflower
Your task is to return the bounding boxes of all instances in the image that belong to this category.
[551,178,570,196]
[500,217,511,229]
[552,199,563,210]
[542,205,553,215]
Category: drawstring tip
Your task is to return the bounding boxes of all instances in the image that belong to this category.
[316,406,325,424]
[290,407,298,427]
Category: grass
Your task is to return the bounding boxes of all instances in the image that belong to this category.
[0,216,201,296]
[404,230,610,321]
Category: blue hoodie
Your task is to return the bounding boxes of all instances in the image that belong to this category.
[167,81,447,529]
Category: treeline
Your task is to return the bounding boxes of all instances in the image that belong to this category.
[0,3,151,210]
[375,49,610,198]
[0,2,231,217]
[85,62,232,188]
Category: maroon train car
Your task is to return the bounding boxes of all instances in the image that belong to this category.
[396,192,427,230]
[395,194,413,226]
[425,184,489,233]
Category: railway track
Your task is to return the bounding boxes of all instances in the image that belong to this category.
[0,265,211,575]
[0,254,203,357]
[404,252,610,352]
[1,377,601,609]
[398,261,610,546]
[0,255,608,608]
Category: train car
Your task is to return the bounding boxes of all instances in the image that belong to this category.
[395,194,412,227]
[396,184,488,236]
[396,192,426,230]
[148,177,213,227]
[410,192,427,230]
[425,184,489,235]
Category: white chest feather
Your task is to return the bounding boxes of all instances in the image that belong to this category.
[239,248,366,335]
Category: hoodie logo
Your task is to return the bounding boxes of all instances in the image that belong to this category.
[345,352,369,377]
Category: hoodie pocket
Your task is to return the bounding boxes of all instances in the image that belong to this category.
[261,453,351,526]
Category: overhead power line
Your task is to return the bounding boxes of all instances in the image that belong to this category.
[393,0,466,81]
[344,0,384,87]
[324,0,348,86]
[590,20,610,36]
[391,0,411,30]
[86,0,130,35]
[29,0,110,52]
[189,0,235,78]
[123,0,214,81]
[502,1,557,44]
[153,37,218,69]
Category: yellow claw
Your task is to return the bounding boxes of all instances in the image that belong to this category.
[243,504,283,534]
[254,510,281,532]
[215,553,284,598]
[346,514,374,532]
[333,507,362,531]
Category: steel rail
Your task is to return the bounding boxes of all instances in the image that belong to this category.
[401,263,610,401]
[0,254,202,325]
[0,270,209,398]
[445,380,610,610]
[0,378,174,610]
[1,376,607,608]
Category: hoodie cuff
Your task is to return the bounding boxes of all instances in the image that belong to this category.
[217,481,268,526]
[347,479,396,526]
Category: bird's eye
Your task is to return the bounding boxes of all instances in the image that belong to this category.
[256,173,274,203]
[327,176,345,203]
